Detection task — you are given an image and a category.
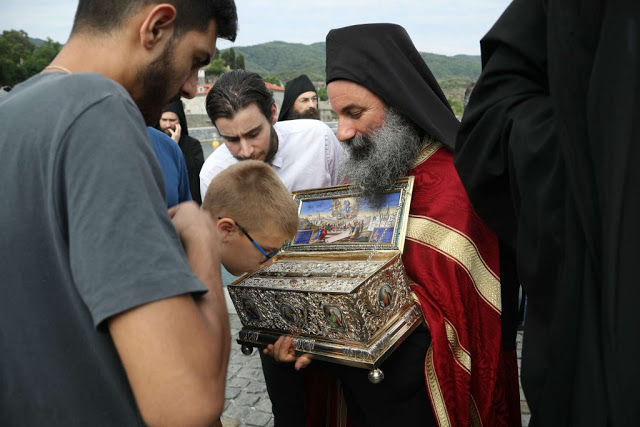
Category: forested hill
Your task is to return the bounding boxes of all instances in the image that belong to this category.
[3,32,479,114]
[233,41,327,82]
[229,41,481,82]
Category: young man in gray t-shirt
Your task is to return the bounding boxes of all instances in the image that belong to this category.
[0,0,239,425]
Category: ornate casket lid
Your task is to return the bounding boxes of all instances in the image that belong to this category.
[285,176,415,254]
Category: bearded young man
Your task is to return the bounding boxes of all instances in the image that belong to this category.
[277,74,320,121]
[0,1,238,425]
[267,24,521,427]
[199,70,343,199]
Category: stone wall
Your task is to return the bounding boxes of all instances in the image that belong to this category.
[187,114,214,128]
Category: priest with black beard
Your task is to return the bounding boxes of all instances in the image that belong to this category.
[277,74,320,121]
[265,23,521,427]
[455,1,640,425]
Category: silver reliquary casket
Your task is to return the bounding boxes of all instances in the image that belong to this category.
[228,177,422,382]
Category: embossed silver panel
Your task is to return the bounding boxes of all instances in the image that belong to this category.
[229,178,422,370]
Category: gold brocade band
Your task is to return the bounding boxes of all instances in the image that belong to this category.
[406,215,501,313]
[426,345,452,427]
[470,395,483,427]
[444,319,472,374]
[411,140,442,169]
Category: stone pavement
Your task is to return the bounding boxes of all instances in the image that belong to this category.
[221,313,531,427]
[220,314,274,427]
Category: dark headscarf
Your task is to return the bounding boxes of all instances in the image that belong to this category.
[159,99,204,204]
[325,23,459,150]
[277,74,317,121]
[162,100,189,136]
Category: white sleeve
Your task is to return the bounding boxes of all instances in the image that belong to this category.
[199,145,238,202]
[199,159,213,203]
[325,127,345,186]
[199,154,221,202]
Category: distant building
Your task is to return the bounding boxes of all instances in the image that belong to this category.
[318,100,336,122]
[264,81,285,114]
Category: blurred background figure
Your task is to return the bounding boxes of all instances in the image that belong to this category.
[277,74,319,121]
[147,127,192,208]
[159,100,204,204]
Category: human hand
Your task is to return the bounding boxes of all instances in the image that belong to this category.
[263,336,313,370]
[168,202,218,257]
[169,202,222,292]
[168,123,182,143]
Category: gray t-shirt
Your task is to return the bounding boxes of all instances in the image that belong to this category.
[0,72,207,425]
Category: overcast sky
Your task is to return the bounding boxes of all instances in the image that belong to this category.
[1,0,512,56]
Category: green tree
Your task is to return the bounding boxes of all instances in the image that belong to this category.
[2,30,33,64]
[0,37,19,85]
[235,54,245,70]
[221,47,236,69]
[22,38,62,76]
[317,86,328,101]
[447,97,464,118]
[206,57,227,76]
[0,30,35,85]
[0,31,63,86]
[263,76,282,87]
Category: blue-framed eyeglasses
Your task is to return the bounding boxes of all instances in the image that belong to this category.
[223,218,281,263]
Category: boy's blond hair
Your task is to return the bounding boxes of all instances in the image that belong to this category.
[202,160,299,238]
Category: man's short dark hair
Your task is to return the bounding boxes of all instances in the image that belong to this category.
[72,0,237,41]
[206,70,275,124]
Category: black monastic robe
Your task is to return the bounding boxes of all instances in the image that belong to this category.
[455,0,640,425]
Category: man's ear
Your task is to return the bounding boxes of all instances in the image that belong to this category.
[271,103,278,125]
[139,4,177,50]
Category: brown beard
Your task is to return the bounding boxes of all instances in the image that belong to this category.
[233,125,279,164]
[264,125,279,164]
[285,108,320,120]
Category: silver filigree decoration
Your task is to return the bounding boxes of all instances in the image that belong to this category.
[292,337,316,352]
[239,330,260,342]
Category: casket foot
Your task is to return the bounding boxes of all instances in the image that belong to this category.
[368,368,384,384]
[241,344,254,355]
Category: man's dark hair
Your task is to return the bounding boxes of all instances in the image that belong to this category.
[206,70,275,124]
[72,0,237,41]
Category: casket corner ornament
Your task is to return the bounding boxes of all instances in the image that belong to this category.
[228,177,422,383]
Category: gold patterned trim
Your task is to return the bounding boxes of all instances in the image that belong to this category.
[426,345,452,427]
[411,140,442,169]
[444,319,471,374]
[470,395,483,427]
[406,215,501,313]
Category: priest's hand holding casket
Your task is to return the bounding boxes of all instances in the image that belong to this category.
[263,336,313,371]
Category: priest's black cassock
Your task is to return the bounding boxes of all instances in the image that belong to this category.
[455,0,640,425]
